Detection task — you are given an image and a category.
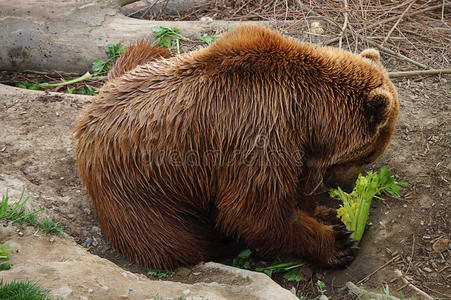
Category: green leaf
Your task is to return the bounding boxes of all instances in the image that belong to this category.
[0,262,11,270]
[146,268,174,278]
[79,83,97,95]
[92,58,110,76]
[238,249,252,259]
[16,80,43,90]
[106,43,124,59]
[152,26,187,54]
[66,87,76,94]
[283,268,303,282]
[199,34,217,45]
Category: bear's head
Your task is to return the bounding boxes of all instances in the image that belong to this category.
[324,49,399,189]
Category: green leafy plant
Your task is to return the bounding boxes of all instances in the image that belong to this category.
[0,188,63,235]
[66,87,76,94]
[0,242,15,271]
[146,268,175,279]
[91,43,124,76]
[232,249,252,270]
[152,26,188,54]
[79,83,97,95]
[199,34,217,45]
[106,43,125,59]
[92,58,111,76]
[316,280,327,295]
[231,249,305,282]
[330,166,408,244]
[16,80,43,91]
[0,280,52,300]
[255,261,304,282]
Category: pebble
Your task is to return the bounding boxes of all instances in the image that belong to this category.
[423,267,433,273]
[192,272,201,275]
[18,231,24,237]
[432,238,449,253]
[88,289,94,293]
[290,286,296,295]
[183,289,190,296]
[176,267,191,276]
[85,237,93,245]
[53,286,73,298]
[102,286,109,291]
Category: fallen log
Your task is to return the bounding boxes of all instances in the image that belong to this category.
[0,0,269,75]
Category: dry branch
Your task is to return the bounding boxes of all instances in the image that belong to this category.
[382,0,415,45]
[394,269,434,300]
[389,68,451,78]
[324,2,451,46]
[364,38,429,69]
[338,0,349,49]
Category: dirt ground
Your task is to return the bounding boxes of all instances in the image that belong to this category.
[0,1,450,299]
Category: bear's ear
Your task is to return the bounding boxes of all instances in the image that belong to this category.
[360,49,381,63]
[365,88,393,131]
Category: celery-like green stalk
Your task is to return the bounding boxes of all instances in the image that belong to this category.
[331,166,407,245]
[39,72,92,87]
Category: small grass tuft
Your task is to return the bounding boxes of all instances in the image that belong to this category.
[35,217,63,235]
[1,188,63,235]
[0,280,52,300]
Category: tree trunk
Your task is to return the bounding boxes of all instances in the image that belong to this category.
[0,0,270,75]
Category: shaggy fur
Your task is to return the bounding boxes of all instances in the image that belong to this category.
[108,40,170,80]
[74,25,399,269]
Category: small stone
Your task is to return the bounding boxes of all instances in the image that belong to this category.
[432,238,449,253]
[290,286,296,295]
[319,295,329,300]
[176,267,191,276]
[119,295,128,298]
[102,286,109,291]
[183,289,190,296]
[53,286,73,297]
[88,289,94,293]
[423,267,433,273]
[310,21,325,35]
[200,16,213,22]
[423,235,431,240]
[49,237,55,243]
[85,237,93,245]
[192,272,201,275]
[18,231,24,237]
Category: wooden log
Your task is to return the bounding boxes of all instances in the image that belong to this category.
[0,0,269,75]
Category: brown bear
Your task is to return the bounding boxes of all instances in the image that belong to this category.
[74,25,398,269]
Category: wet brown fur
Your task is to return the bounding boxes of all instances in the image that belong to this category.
[108,40,170,80]
[74,25,399,269]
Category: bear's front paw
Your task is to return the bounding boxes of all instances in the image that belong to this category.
[323,224,359,268]
[314,205,340,225]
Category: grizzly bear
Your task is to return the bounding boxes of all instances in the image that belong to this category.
[74,25,398,269]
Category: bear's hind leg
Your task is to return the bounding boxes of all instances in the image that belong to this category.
[93,196,223,269]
